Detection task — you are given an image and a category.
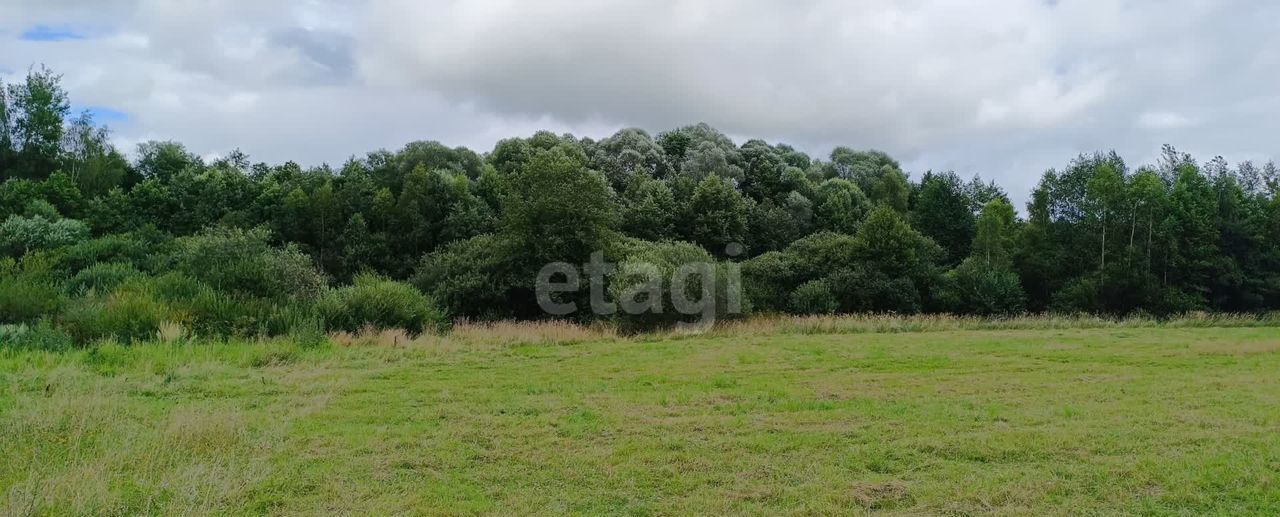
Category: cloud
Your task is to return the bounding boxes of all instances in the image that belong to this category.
[1136,111,1198,130]
[0,0,1277,206]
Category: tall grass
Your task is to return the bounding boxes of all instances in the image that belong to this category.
[706,311,1280,337]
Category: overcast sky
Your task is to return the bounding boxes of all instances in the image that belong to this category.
[2,0,1277,202]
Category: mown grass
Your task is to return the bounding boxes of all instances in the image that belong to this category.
[2,320,1279,515]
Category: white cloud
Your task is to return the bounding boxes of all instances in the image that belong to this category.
[1136,111,1199,130]
[0,0,1277,206]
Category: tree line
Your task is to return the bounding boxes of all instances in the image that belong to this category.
[1,66,1278,344]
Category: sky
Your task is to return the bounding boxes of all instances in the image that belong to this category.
[2,0,1278,203]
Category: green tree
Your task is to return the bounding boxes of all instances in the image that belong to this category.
[6,66,69,179]
[685,174,749,255]
[813,179,869,234]
[502,147,617,266]
[619,173,677,241]
[135,141,201,181]
[911,171,975,265]
[61,112,132,196]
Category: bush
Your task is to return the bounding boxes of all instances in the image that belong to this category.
[172,226,327,301]
[413,234,517,319]
[148,271,210,302]
[0,275,64,324]
[62,285,174,343]
[0,215,89,256]
[182,287,251,338]
[65,262,142,295]
[941,259,1026,316]
[57,232,165,274]
[742,251,796,313]
[319,274,448,334]
[789,280,837,315]
[0,321,74,351]
[607,239,746,331]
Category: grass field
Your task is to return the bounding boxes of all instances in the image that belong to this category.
[3,322,1279,515]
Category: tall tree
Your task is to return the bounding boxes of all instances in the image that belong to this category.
[7,66,70,179]
[912,171,975,265]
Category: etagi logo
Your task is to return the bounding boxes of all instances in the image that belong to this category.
[535,245,744,331]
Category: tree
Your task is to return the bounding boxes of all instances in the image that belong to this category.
[1165,163,1219,304]
[941,199,1026,315]
[502,147,617,267]
[135,141,201,181]
[813,179,869,234]
[61,112,132,196]
[827,206,943,313]
[6,66,70,179]
[1086,161,1125,286]
[685,174,749,256]
[912,171,975,265]
[619,173,677,241]
[590,128,670,188]
[739,139,787,202]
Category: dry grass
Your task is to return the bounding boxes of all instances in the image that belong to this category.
[706,311,1280,338]
[322,312,1280,349]
[328,319,620,350]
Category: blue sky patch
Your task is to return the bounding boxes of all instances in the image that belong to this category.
[20,25,87,42]
[80,106,130,123]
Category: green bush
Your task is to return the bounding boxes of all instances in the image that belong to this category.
[57,232,164,274]
[174,287,269,339]
[148,271,210,302]
[742,251,796,313]
[172,226,327,301]
[789,279,838,315]
[940,259,1026,316]
[0,215,90,256]
[0,321,74,351]
[607,239,746,331]
[413,234,517,319]
[0,275,64,324]
[62,286,174,344]
[65,262,142,295]
[319,274,448,334]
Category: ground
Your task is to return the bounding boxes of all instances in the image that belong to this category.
[2,326,1279,515]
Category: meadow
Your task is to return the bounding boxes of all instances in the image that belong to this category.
[2,318,1279,515]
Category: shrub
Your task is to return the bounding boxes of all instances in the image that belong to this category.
[413,234,517,319]
[148,271,210,302]
[62,285,174,343]
[607,240,746,331]
[319,274,448,334]
[65,262,142,295]
[0,275,64,324]
[789,280,838,315]
[172,226,327,301]
[57,232,164,274]
[940,259,1026,316]
[0,215,89,256]
[742,251,796,313]
[0,321,74,351]
[176,287,262,338]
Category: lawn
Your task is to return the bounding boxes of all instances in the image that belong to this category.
[2,325,1279,515]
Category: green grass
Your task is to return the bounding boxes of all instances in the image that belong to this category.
[3,326,1279,514]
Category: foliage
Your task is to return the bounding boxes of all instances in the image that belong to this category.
[61,284,173,343]
[0,214,89,256]
[171,226,326,301]
[0,274,64,324]
[0,65,1278,340]
[789,279,837,314]
[318,274,448,334]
